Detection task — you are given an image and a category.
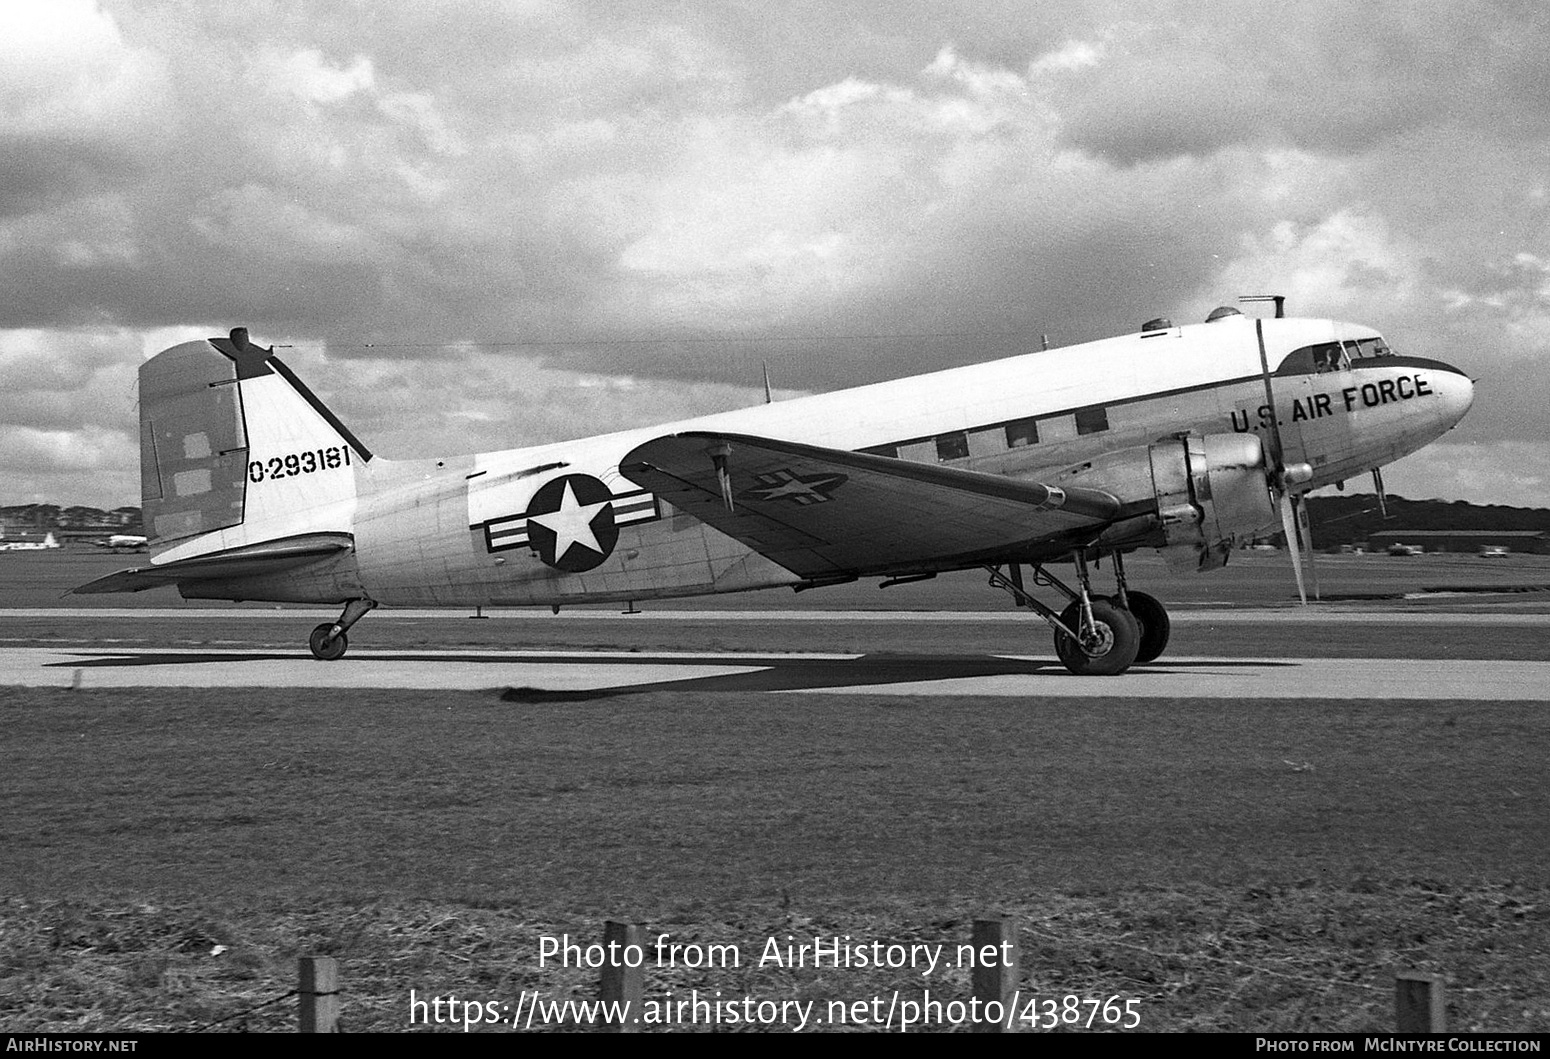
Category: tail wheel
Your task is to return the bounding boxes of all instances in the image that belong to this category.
[309,623,348,661]
[1053,599,1141,676]
[1117,590,1171,664]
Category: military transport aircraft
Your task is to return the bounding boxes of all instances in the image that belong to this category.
[76,303,1474,674]
[0,532,59,552]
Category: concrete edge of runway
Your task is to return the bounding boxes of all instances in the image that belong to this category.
[5,644,1550,700]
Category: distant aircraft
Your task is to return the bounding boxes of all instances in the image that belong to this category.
[99,534,149,550]
[0,532,59,551]
[77,307,1474,673]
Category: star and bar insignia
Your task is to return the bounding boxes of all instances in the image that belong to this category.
[738,468,849,506]
[480,473,658,573]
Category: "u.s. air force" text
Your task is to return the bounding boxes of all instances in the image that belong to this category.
[1230,374,1433,432]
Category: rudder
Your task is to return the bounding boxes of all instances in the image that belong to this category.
[140,328,370,544]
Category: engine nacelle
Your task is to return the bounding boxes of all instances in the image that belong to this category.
[1055,433,1277,570]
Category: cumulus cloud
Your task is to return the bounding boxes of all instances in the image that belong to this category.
[1367,440,1550,509]
[2,0,1547,508]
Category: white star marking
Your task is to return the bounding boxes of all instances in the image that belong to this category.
[527,481,610,563]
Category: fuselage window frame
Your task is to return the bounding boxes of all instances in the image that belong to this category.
[1074,407,1109,436]
[1005,417,1039,448]
[935,431,970,461]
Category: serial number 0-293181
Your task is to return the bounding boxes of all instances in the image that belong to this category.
[248,445,352,483]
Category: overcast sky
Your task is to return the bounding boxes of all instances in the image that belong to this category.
[3,0,1547,509]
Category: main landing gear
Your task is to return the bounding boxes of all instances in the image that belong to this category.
[308,598,377,660]
[986,550,1171,676]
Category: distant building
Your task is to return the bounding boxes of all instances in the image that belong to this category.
[1366,529,1550,554]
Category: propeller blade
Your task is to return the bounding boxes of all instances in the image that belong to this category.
[1254,318,1286,469]
[1279,490,1307,604]
[1372,467,1388,519]
[1295,493,1320,601]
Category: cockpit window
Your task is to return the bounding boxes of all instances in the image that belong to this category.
[1276,342,1347,375]
[1352,337,1392,359]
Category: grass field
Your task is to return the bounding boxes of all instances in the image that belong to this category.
[3,686,1548,1032]
[5,548,1550,1031]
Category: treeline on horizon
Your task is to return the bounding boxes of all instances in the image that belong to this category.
[1304,495,1550,548]
[2,504,142,532]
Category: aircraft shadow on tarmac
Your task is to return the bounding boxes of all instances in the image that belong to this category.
[48,651,1293,699]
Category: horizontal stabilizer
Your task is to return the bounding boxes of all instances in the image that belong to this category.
[621,431,1119,579]
[72,533,354,594]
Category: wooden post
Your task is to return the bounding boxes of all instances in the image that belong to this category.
[298,956,340,1032]
[598,922,643,1033]
[1395,971,1446,1033]
[971,917,1019,1033]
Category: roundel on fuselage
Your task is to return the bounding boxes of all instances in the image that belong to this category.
[524,473,619,573]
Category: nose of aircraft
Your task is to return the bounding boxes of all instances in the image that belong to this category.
[1430,359,1475,431]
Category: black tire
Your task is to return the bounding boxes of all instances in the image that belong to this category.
[1053,599,1141,676]
[309,623,347,661]
[1117,590,1171,664]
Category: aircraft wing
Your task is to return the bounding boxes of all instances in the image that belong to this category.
[73,533,354,593]
[621,432,1122,579]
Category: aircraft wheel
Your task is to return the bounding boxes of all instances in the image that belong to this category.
[1053,599,1140,676]
[308,623,348,661]
[1117,591,1171,664]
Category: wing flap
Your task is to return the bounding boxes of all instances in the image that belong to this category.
[621,432,1120,578]
[72,533,354,594]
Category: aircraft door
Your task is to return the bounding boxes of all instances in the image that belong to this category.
[1275,372,1316,469]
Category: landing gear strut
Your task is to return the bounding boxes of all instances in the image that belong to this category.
[987,550,1171,675]
[308,598,377,661]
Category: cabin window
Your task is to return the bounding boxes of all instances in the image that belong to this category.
[1074,407,1109,435]
[1005,418,1039,448]
[936,431,970,461]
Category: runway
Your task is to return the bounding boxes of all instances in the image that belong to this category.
[6,645,1550,700]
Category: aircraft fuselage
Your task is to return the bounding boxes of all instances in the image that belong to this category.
[156,313,1471,608]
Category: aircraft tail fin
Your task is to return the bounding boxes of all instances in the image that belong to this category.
[140,328,371,544]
